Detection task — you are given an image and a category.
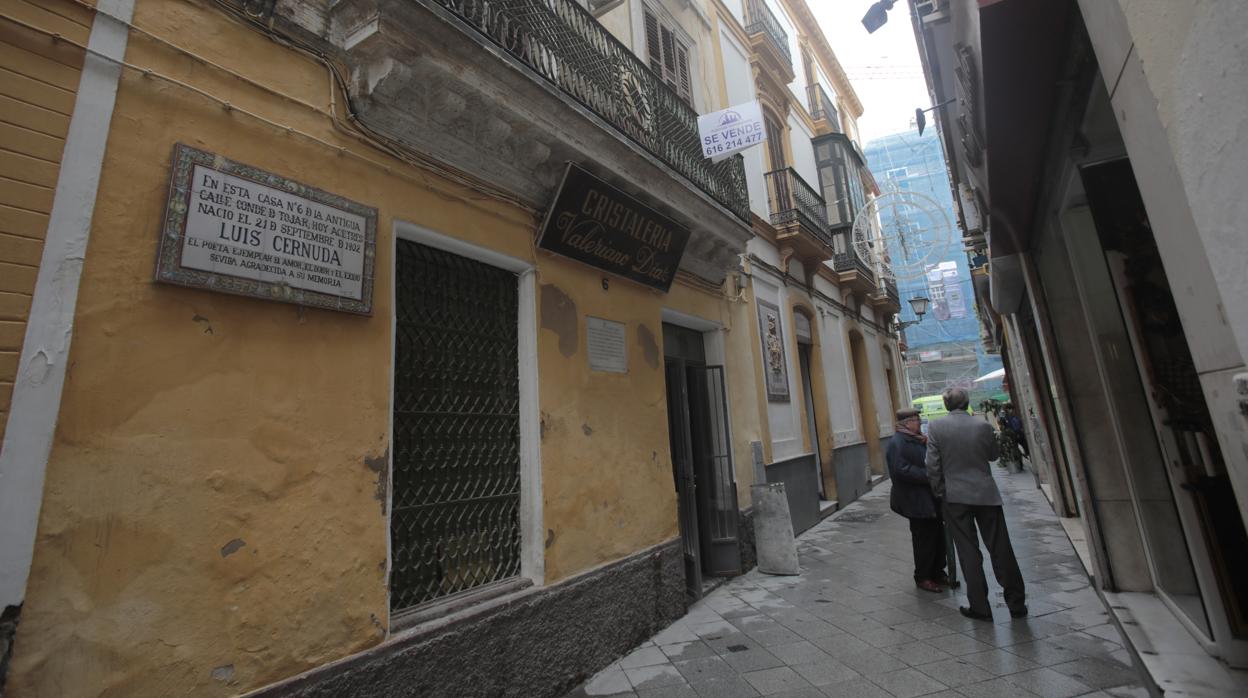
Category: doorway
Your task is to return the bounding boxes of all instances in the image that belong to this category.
[797,342,825,500]
[1080,159,1248,653]
[1018,306,1080,518]
[663,323,741,601]
[794,310,826,500]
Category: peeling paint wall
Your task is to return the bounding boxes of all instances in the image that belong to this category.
[5,0,717,694]
[537,259,685,583]
[0,0,90,444]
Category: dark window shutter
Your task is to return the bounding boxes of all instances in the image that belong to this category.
[645,11,662,74]
[645,8,694,106]
[661,25,676,76]
[675,43,692,104]
[766,117,786,170]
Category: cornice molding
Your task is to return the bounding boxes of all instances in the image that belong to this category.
[780,0,864,118]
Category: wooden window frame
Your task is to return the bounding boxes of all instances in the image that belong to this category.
[643,6,694,107]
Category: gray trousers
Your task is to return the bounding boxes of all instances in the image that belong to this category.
[944,502,1026,615]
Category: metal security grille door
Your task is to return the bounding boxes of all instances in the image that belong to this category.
[665,359,702,601]
[391,239,521,613]
[688,366,741,576]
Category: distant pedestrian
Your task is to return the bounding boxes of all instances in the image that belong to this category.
[886,408,949,593]
[925,387,1028,621]
[1001,403,1029,459]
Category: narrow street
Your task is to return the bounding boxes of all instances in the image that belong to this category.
[572,470,1149,698]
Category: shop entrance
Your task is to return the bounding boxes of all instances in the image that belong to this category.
[663,323,741,601]
[1080,158,1248,657]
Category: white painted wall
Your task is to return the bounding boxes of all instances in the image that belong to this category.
[815,62,835,104]
[746,236,782,269]
[760,0,803,105]
[864,328,894,439]
[722,0,744,25]
[753,273,802,460]
[0,0,135,608]
[720,27,769,219]
[818,307,857,442]
[787,114,818,187]
[810,276,858,441]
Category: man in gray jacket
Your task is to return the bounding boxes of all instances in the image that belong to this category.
[925,387,1027,621]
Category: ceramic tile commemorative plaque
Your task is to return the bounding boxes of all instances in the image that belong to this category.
[757,298,790,402]
[156,143,378,314]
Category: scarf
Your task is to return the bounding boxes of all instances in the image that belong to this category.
[896,421,928,445]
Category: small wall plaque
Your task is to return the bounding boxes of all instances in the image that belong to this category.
[156,143,377,314]
[586,316,627,373]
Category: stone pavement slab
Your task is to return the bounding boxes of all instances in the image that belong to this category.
[568,470,1149,698]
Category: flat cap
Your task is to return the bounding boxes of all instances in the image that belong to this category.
[896,408,921,420]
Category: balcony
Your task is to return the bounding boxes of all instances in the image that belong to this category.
[766,168,834,266]
[813,133,867,236]
[806,84,841,135]
[745,0,795,84]
[280,0,754,282]
[870,276,901,314]
[428,0,748,220]
[832,231,877,294]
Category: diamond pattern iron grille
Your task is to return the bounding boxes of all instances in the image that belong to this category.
[391,239,521,613]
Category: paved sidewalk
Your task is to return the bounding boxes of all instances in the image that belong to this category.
[569,469,1149,698]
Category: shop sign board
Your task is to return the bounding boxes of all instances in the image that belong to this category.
[156,143,377,314]
[697,100,766,161]
[538,163,690,292]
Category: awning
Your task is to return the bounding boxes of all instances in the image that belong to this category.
[974,367,1006,383]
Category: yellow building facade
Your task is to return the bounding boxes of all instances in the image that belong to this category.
[0,0,901,695]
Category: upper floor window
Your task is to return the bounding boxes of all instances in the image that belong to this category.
[765,115,787,171]
[644,9,693,106]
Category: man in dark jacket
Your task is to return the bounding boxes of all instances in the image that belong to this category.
[887,408,948,593]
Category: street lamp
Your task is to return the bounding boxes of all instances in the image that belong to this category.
[894,295,930,331]
[915,99,956,136]
[908,294,930,318]
[861,0,896,34]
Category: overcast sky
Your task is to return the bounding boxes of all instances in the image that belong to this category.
[811,1,932,145]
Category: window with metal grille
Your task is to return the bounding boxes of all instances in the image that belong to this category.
[644,8,693,106]
[390,239,521,613]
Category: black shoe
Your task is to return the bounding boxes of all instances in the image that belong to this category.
[1009,606,1029,618]
[959,606,993,622]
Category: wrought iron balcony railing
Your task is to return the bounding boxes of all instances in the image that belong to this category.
[429,0,750,221]
[877,276,899,305]
[745,0,792,67]
[833,231,876,280]
[806,83,840,131]
[765,168,831,245]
